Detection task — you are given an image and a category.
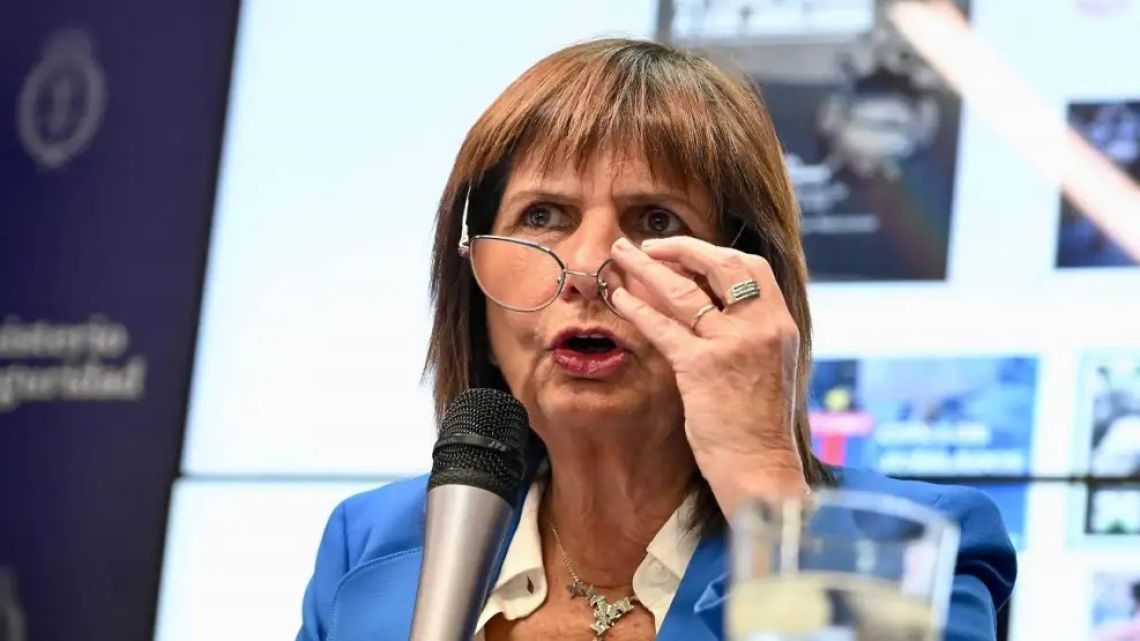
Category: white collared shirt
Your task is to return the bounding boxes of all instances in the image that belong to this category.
[472,476,699,639]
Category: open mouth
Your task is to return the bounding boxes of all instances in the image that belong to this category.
[562,334,618,354]
[550,328,628,379]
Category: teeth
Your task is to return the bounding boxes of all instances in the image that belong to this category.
[565,333,613,343]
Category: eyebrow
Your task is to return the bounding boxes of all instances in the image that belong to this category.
[500,188,702,217]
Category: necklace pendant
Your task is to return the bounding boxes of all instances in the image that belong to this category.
[568,583,637,641]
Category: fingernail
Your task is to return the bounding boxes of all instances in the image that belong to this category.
[640,239,661,249]
[613,237,634,251]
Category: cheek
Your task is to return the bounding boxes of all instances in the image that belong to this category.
[485,304,541,373]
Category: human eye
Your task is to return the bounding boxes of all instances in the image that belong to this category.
[637,207,687,238]
[519,203,567,230]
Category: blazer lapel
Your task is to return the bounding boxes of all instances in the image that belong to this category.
[329,548,422,641]
[658,532,729,641]
[328,483,529,641]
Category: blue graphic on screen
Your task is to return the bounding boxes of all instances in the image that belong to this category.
[809,356,1038,547]
[1091,573,1140,640]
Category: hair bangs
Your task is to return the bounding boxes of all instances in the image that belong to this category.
[484,42,733,215]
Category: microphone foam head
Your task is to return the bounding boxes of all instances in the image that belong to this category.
[429,388,531,506]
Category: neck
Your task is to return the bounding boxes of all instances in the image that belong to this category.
[538,424,695,588]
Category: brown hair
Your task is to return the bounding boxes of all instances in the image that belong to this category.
[425,38,833,534]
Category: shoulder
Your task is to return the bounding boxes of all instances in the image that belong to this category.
[332,474,429,567]
[832,466,945,500]
[832,467,1007,535]
[832,467,1017,610]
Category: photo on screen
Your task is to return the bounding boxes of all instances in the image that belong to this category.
[1079,353,1140,536]
[1056,99,1140,268]
[1091,572,1140,641]
[660,0,968,281]
[808,355,1038,546]
[1087,484,1140,537]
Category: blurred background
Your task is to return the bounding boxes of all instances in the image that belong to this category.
[2,0,1139,639]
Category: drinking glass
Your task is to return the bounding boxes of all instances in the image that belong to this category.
[729,489,960,641]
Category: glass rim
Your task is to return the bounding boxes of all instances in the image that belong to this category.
[729,488,962,628]
[733,488,960,540]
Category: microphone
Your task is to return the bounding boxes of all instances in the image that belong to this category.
[409,388,531,641]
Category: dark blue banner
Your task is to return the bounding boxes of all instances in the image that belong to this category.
[0,2,237,639]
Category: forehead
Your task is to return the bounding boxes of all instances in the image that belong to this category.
[504,146,711,208]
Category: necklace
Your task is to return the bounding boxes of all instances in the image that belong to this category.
[550,523,639,640]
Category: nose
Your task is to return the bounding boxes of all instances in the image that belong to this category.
[562,265,604,301]
[558,218,622,303]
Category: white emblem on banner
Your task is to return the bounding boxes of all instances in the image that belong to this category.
[17,30,108,170]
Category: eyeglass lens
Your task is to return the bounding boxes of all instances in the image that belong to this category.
[469,236,636,314]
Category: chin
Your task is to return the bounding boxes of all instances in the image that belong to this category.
[537,379,647,422]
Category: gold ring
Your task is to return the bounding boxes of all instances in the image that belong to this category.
[725,279,761,306]
[689,303,717,331]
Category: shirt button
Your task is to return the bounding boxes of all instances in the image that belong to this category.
[648,560,670,583]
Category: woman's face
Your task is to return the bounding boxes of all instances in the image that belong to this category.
[484,150,717,439]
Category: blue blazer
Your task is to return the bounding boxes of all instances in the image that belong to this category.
[297,467,1016,641]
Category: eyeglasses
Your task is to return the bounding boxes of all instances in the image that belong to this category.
[457,188,628,313]
[457,185,752,314]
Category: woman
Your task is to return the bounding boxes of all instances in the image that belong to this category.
[297,38,1015,641]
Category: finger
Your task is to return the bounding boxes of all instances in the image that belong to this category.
[610,238,727,332]
[609,287,698,357]
[634,257,720,310]
[639,236,761,307]
[654,259,720,304]
[747,253,791,315]
[641,237,785,314]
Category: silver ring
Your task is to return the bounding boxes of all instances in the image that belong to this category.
[725,279,761,306]
[689,303,717,331]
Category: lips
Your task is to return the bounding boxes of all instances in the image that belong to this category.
[549,327,629,379]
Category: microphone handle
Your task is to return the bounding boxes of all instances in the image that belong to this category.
[409,485,515,641]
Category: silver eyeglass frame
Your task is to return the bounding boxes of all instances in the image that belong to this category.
[457,185,621,314]
[456,184,753,313]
